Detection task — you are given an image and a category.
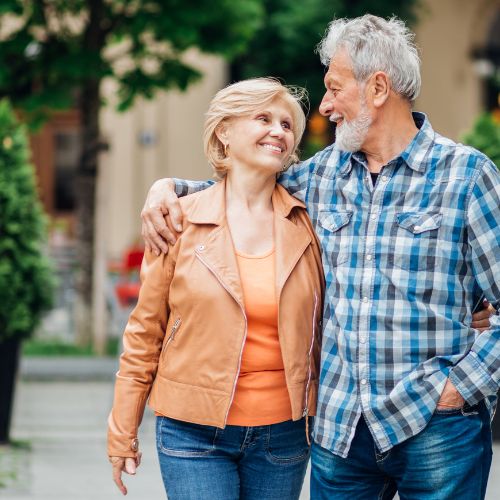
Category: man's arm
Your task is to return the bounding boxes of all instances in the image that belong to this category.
[141,178,213,254]
[448,159,500,405]
[278,159,311,203]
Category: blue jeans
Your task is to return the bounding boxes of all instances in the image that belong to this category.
[156,416,310,500]
[311,402,492,500]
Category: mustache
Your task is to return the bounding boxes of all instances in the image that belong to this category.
[329,113,342,123]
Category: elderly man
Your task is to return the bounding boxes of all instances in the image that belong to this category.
[140,15,499,499]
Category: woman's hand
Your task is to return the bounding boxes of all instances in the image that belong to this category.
[110,453,142,495]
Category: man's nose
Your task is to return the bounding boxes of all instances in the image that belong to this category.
[319,93,334,117]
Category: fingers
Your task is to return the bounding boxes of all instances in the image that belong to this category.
[140,178,183,254]
[487,303,496,314]
[472,301,494,332]
[164,189,183,232]
[143,215,172,253]
[111,459,128,496]
[124,457,137,475]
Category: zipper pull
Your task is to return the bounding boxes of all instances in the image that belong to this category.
[303,408,311,446]
[170,318,181,340]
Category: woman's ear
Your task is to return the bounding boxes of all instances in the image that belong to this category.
[215,122,229,145]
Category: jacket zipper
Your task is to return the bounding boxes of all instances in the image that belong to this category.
[163,317,181,354]
[303,291,319,445]
[195,253,248,427]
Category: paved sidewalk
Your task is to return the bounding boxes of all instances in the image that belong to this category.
[0,357,498,499]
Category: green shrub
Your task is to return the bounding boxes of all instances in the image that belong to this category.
[0,99,54,342]
[461,113,500,169]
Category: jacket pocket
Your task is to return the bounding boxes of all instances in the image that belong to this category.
[160,317,182,362]
[389,211,442,271]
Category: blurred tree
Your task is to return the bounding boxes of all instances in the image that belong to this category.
[462,113,500,169]
[0,98,53,442]
[0,0,264,345]
[232,0,422,148]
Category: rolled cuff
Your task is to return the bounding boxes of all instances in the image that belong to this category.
[449,351,498,405]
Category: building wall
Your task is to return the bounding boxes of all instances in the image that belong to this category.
[414,0,498,139]
[99,52,227,258]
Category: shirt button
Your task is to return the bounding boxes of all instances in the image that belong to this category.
[197,245,205,251]
[366,254,372,261]
[360,336,367,343]
[413,225,421,233]
[361,379,367,385]
[382,175,388,182]
[362,297,369,303]
[371,214,377,220]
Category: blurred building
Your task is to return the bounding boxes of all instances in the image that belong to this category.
[415,0,500,139]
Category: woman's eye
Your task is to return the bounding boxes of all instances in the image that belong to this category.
[282,121,291,130]
[257,115,268,122]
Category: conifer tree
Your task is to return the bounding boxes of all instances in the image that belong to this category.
[0,99,53,344]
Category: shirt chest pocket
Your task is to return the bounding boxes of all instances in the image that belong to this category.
[318,210,353,267]
[389,211,442,271]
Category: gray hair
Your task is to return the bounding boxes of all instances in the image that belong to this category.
[317,15,421,102]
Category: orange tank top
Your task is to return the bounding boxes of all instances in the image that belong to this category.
[226,247,293,426]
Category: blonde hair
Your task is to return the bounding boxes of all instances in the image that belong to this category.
[203,78,307,177]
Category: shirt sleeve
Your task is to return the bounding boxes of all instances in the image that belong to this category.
[277,157,316,203]
[173,178,215,197]
[449,159,500,405]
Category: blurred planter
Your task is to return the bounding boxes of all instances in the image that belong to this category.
[0,338,21,443]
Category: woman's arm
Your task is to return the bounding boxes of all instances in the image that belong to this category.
[108,248,175,490]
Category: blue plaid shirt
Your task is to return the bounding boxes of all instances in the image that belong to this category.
[174,113,500,456]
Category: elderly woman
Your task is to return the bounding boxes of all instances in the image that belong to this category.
[108,78,324,499]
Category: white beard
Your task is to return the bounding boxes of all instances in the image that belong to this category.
[334,104,372,152]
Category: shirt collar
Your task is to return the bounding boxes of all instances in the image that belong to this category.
[337,112,435,176]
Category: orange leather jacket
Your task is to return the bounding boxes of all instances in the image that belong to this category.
[107,179,325,458]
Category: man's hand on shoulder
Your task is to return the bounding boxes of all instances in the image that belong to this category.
[141,178,183,255]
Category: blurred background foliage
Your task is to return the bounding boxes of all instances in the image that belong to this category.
[0,0,265,125]
[462,113,500,168]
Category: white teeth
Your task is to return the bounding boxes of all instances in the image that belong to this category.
[262,144,282,152]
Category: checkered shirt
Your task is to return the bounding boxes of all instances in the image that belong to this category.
[174,112,500,456]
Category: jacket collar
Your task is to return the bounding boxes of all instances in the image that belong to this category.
[189,177,311,308]
[187,177,306,225]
